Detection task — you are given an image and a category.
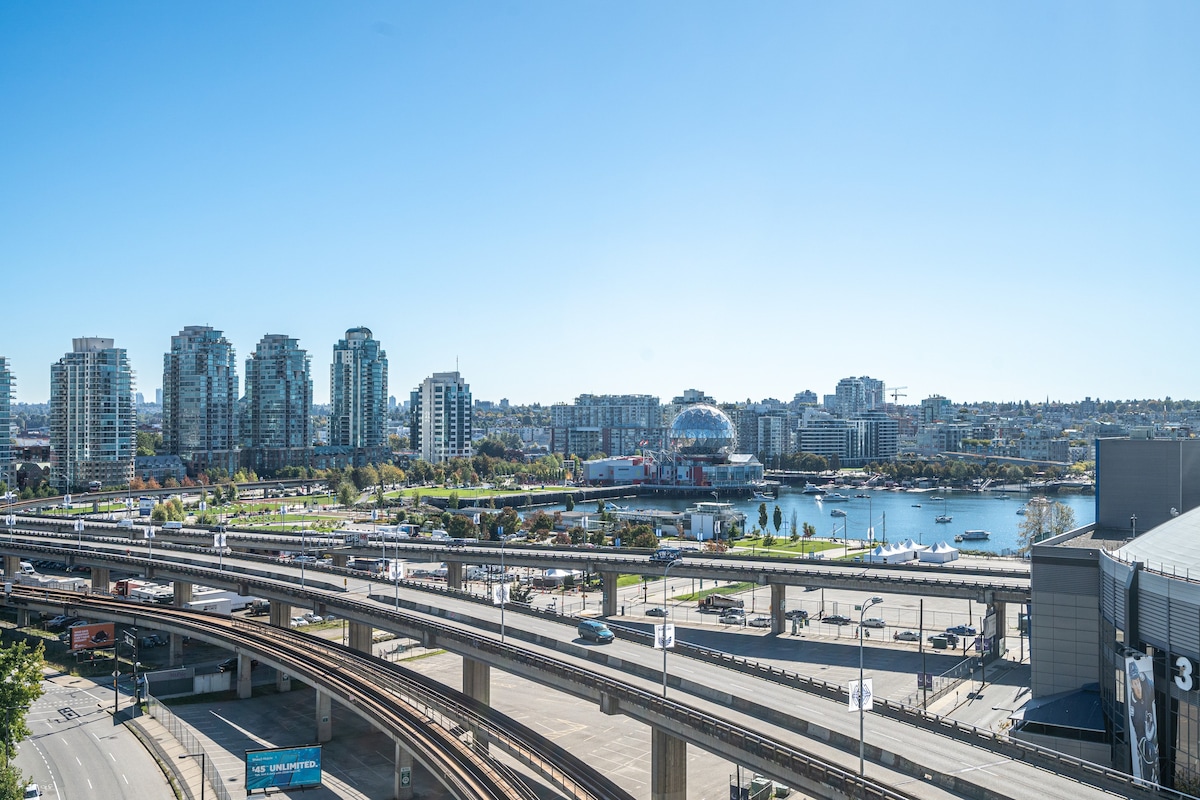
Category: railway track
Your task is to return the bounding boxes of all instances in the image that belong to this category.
[14,589,549,800]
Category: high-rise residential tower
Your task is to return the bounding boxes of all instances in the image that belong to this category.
[330,327,388,450]
[410,372,472,464]
[162,326,240,476]
[242,334,312,471]
[49,338,135,492]
[0,357,12,488]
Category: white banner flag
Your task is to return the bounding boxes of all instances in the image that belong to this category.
[491,583,510,605]
[654,623,676,650]
[74,519,85,532]
[213,532,227,549]
[849,678,874,712]
[143,527,156,539]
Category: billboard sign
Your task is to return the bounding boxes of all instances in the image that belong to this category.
[71,622,114,651]
[246,745,322,792]
[1125,654,1160,786]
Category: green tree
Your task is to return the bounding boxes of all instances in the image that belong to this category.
[135,431,161,456]
[597,499,606,514]
[446,514,477,539]
[447,491,459,510]
[630,529,658,549]
[772,505,783,534]
[762,532,777,547]
[758,503,768,531]
[0,639,45,763]
[1017,499,1077,553]
[790,509,800,542]
[337,483,358,509]
[565,494,575,512]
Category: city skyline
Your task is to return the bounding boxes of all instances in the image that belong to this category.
[3,5,1198,407]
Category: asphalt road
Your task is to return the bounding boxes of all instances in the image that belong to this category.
[14,672,174,800]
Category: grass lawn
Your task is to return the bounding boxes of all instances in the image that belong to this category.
[675,582,755,602]
[732,537,846,558]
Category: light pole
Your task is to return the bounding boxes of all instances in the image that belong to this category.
[1131,514,1137,539]
[4,491,14,544]
[500,535,508,643]
[857,595,883,776]
[180,752,206,800]
[660,558,682,697]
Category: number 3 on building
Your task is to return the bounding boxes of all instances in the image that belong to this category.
[1175,655,1195,691]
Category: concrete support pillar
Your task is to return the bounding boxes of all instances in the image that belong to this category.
[770,583,787,635]
[237,653,253,699]
[3,556,18,582]
[445,560,463,591]
[601,571,618,617]
[394,741,414,800]
[650,726,687,800]
[169,633,185,667]
[15,609,30,628]
[91,566,110,594]
[270,601,290,629]
[348,621,374,654]
[462,657,490,706]
[315,690,332,743]
[990,600,1007,662]
[331,553,350,568]
[275,669,291,693]
[173,580,193,607]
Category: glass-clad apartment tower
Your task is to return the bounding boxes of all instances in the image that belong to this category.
[330,327,388,449]
[162,326,240,476]
[49,338,135,492]
[242,334,311,470]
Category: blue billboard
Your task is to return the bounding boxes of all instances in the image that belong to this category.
[245,745,322,792]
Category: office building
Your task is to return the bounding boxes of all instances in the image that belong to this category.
[0,358,11,488]
[162,326,240,476]
[410,372,472,464]
[242,334,312,471]
[330,327,388,450]
[49,337,135,492]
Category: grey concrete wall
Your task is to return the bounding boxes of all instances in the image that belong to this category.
[1031,550,1102,698]
[1096,439,1200,532]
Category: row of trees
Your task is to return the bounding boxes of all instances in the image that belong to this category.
[0,640,46,798]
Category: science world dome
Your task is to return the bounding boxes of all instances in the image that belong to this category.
[669,404,736,456]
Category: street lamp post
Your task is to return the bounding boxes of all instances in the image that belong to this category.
[180,752,207,800]
[857,595,883,776]
[1131,514,1138,538]
[660,558,682,697]
[4,491,14,544]
[500,535,508,643]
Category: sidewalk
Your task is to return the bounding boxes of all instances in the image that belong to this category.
[124,707,216,800]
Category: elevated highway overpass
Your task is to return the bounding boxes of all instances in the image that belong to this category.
[0,526,1153,800]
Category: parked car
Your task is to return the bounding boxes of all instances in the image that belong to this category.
[289,616,309,627]
[23,783,40,799]
[893,630,921,642]
[218,657,259,673]
[646,607,669,617]
[946,624,977,637]
[861,618,887,629]
[292,555,318,564]
[786,609,809,621]
[822,614,852,625]
[303,613,323,623]
[748,615,772,628]
[720,611,746,624]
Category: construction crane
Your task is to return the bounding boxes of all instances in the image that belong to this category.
[889,387,908,405]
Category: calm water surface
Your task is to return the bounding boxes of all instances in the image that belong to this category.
[538,488,1095,555]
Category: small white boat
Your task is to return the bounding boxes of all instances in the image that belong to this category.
[830,509,847,517]
[935,515,952,524]
[955,529,990,542]
[751,491,775,501]
[802,483,826,495]
[824,493,850,503]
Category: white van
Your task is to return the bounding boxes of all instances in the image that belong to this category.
[18,562,35,576]
[162,521,183,530]
[117,519,135,529]
[429,530,450,542]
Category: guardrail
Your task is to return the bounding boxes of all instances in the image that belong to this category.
[145,695,233,800]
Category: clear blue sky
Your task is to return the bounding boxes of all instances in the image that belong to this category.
[2,3,1198,407]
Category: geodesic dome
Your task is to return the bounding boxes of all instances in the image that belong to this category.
[669,404,735,455]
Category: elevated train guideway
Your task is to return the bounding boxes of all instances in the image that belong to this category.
[4,586,628,800]
[0,538,1151,800]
